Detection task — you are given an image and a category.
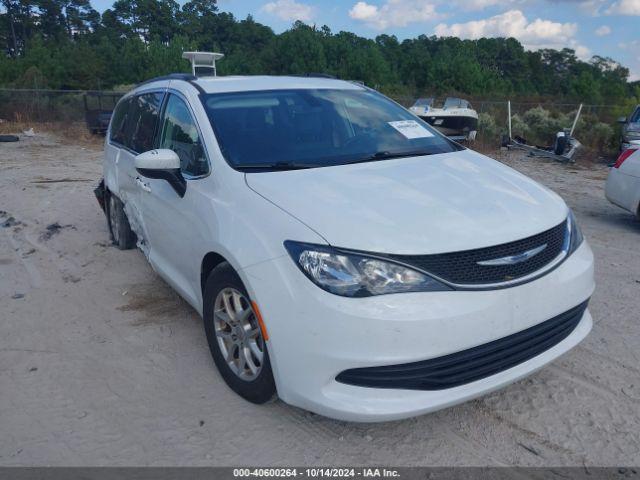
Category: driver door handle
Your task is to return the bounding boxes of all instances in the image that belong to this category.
[135,177,151,193]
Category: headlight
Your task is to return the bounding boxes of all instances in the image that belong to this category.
[567,209,584,255]
[284,241,451,297]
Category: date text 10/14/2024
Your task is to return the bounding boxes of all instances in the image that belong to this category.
[232,469,401,478]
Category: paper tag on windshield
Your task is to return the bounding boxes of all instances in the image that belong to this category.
[388,120,434,139]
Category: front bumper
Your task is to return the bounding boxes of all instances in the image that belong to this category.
[241,241,595,422]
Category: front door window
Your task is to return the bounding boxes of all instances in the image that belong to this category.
[159,95,209,177]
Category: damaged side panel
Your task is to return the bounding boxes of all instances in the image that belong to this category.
[103,138,151,258]
[122,196,149,258]
[97,175,149,258]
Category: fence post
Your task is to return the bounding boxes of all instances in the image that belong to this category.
[569,103,583,137]
[507,100,512,140]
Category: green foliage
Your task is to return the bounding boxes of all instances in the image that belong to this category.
[477,111,505,148]
[521,106,566,140]
[583,120,615,151]
[510,114,531,139]
[270,22,327,74]
[478,112,500,140]
[0,0,635,109]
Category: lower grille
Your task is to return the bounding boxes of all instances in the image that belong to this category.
[336,300,588,391]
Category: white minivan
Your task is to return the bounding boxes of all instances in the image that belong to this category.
[99,72,595,422]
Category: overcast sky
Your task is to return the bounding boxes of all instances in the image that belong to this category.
[91,0,640,80]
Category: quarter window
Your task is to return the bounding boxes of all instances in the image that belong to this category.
[109,97,131,146]
[159,94,208,177]
[128,92,164,153]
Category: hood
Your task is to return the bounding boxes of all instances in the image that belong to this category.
[246,150,568,255]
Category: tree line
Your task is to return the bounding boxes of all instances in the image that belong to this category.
[0,0,638,105]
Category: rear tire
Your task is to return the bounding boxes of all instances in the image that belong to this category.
[106,192,136,250]
[203,262,276,404]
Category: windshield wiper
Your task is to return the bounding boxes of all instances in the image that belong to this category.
[237,151,434,171]
[236,162,318,171]
[343,150,434,165]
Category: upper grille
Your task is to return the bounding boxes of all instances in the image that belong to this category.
[388,220,567,286]
[335,300,588,391]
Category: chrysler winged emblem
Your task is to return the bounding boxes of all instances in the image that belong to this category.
[477,244,547,266]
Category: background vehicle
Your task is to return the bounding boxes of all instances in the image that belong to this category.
[605,147,640,219]
[99,65,594,422]
[618,105,640,151]
[84,92,121,135]
[409,97,478,141]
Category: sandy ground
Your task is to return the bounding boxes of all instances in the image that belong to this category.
[1,133,639,467]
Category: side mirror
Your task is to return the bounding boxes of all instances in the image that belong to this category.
[135,149,186,198]
[617,116,627,124]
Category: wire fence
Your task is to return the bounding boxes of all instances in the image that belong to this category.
[0,88,627,154]
[0,88,125,124]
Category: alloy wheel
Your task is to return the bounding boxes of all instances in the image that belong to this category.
[213,287,265,381]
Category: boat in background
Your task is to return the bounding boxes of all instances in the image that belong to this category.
[410,97,478,141]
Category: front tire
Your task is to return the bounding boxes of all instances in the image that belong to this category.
[203,262,276,404]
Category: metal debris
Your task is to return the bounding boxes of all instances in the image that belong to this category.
[504,101,583,163]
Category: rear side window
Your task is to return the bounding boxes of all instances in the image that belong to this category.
[631,107,640,123]
[109,97,131,146]
[129,92,164,153]
[158,94,209,177]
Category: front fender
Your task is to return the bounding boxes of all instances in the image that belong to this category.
[188,172,327,315]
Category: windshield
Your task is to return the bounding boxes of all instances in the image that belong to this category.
[412,98,434,107]
[203,89,461,170]
[444,97,471,110]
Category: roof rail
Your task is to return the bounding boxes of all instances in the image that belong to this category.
[290,73,336,79]
[135,73,197,88]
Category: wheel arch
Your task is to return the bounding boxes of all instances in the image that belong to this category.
[201,251,230,296]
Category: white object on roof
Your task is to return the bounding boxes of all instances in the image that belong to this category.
[182,51,224,77]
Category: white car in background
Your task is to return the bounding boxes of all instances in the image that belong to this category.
[606,148,640,219]
[98,71,595,422]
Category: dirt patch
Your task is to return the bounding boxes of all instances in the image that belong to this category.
[62,274,81,284]
[117,284,188,326]
[40,222,76,241]
[31,178,93,184]
[1,216,22,228]
[1,132,639,467]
